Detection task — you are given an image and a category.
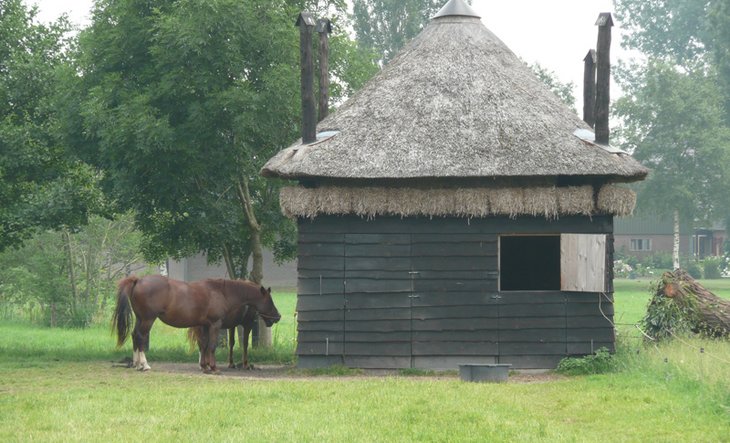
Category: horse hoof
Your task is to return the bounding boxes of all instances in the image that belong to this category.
[138,365,151,372]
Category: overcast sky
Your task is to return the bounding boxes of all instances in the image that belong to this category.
[25,0,638,111]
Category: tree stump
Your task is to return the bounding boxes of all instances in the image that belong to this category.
[644,270,730,338]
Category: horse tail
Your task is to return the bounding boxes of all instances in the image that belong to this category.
[112,276,138,348]
[187,327,202,352]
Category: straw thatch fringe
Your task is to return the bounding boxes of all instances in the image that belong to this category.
[557,185,595,216]
[597,185,636,217]
[280,185,636,219]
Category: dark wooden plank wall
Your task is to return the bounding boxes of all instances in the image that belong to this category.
[296,215,614,370]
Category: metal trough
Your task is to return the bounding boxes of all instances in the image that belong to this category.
[458,364,511,383]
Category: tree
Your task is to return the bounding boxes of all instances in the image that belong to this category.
[0,0,103,251]
[529,63,576,112]
[0,213,147,327]
[352,0,444,65]
[614,0,730,268]
[67,0,376,342]
[708,0,730,122]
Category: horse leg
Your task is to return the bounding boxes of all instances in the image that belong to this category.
[134,318,155,371]
[198,325,211,373]
[228,328,236,369]
[195,327,208,372]
[131,317,143,369]
[206,322,222,374]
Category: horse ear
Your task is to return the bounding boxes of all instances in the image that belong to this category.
[267,287,271,293]
[260,286,265,294]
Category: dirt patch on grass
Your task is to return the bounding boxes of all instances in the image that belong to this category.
[118,361,566,383]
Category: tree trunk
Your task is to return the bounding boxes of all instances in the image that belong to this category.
[673,209,680,270]
[236,177,272,348]
[62,229,78,321]
[222,244,237,280]
[659,269,730,337]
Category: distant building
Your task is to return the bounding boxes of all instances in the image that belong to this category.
[167,250,296,288]
[615,216,726,260]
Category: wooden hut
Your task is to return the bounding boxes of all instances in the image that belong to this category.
[262,0,648,369]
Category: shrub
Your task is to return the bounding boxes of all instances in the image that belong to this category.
[684,261,703,279]
[647,252,673,270]
[614,260,633,278]
[556,348,615,375]
[702,257,722,279]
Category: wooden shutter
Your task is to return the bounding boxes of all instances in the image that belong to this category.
[560,234,607,292]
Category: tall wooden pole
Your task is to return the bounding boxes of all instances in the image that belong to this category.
[297,12,316,144]
[317,18,332,122]
[583,49,597,128]
[594,13,613,145]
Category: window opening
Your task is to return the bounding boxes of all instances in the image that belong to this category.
[500,235,560,291]
[630,238,652,251]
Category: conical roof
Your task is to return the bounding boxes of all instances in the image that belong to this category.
[262,3,648,182]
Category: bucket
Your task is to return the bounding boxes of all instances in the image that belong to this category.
[458,364,511,382]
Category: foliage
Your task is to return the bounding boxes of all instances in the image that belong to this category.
[556,348,615,375]
[615,0,714,67]
[66,0,375,282]
[641,284,697,340]
[614,249,675,278]
[709,0,730,122]
[684,260,703,279]
[614,60,730,225]
[614,0,730,235]
[0,0,103,251]
[0,214,148,327]
[529,63,576,112]
[351,0,445,65]
[702,256,723,279]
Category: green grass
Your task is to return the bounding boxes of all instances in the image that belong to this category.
[1,283,729,441]
[1,360,727,442]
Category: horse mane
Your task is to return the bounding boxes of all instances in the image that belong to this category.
[210,278,260,293]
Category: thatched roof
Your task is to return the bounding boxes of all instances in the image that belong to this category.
[262,0,647,182]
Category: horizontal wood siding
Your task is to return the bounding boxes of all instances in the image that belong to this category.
[296,232,344,358]
[296,215,615,369]
[345,234,411,366]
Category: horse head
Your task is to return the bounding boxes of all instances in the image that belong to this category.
[256,286,281,327]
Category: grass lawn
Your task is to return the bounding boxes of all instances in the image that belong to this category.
[1,281,728,442]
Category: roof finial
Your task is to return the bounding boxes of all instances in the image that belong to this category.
[433,0,480,19]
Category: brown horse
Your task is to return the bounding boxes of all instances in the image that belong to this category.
[112,275,280,372]
[188,306,257,370]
